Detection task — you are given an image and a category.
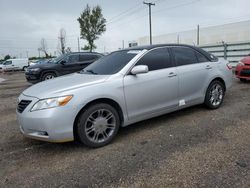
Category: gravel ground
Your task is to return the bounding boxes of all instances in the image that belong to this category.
[0,72,249,188]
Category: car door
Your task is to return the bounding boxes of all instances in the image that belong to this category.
[79,54,99,69]
[60,54,80,75]
[123,47,179,120]
[171,46,213,106]
[3,60,13,71]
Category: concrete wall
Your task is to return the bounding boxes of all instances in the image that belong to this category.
[137,20,250,46]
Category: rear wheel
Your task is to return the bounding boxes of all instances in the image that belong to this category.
[76,103,120,148]
[42,72,56,81]
[204,80,225,109]
[240,78,247,82]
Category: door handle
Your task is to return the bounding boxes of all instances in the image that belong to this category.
[206,65,212,70]
[168,72,177,77]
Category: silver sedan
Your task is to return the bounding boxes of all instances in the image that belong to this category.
[17,44,233,147]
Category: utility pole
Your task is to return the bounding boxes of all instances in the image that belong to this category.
[222,41,227,59]
[59,36,65,54]
[38,48,41,58]
[177,34,180,44]
[122,40,125,49]
[77,37,80,52]
[143,1,155,45]
[197,24,200,46]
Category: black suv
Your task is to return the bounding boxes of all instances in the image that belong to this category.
[25,52,103,83]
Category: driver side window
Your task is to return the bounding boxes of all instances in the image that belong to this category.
[67,55,79,63]
[4,61,12,65]
[136,48,173,71]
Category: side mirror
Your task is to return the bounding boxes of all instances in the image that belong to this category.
[131,65,149,75]
[60,60,66,65]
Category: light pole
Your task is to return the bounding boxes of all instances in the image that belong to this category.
[197,24,200,46]
[143,2,155,45]
[77,37,80,52]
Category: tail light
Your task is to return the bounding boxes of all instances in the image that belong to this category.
[226,63,233,70]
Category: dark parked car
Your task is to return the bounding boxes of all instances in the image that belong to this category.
[25,52,103,83]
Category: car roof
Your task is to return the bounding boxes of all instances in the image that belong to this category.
[67,52,103,56]
[126,44,218,62]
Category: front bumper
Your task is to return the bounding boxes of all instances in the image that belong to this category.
[235,65,250,79]
[16,94,76,142]
[25,72,41,83]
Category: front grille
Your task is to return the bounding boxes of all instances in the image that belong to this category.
[240,69,250,77]
[17,100,32,113]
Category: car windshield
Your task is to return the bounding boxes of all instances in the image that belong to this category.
[49,55,65,64]
[80,50,141,75]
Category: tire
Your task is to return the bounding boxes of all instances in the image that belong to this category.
[240,78,247,82]
[41,72,56,81]
[204,80,225,109]
[76,103,120,148]
[22,66,28,71]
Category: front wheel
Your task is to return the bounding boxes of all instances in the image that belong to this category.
[41,72,56,81]
[23,66,28,71]
[76,103,120,148]
[204,80,225,109]
[240,78,247,82]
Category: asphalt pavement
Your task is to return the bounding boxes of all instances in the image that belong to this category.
[0,72,249,187]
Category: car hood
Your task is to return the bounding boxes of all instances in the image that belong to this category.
[242,56,250,65]
[23,73,110,99]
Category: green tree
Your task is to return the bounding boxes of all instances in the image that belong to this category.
[4,55,11,60]
[77,4,106,52]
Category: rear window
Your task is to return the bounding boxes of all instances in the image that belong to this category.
[172,47,198,66]
[80,54,100,61]
[196,52,209,63]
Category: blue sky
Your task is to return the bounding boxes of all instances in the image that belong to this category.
[0,0,250,58]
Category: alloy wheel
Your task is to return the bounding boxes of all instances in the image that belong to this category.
[84,109,116,143]
[209,83,224,106]
[45,74,55,80]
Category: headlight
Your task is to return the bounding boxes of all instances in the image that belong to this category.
[237,62,244,66]
[29,68,40,72]
[31,95,73,111]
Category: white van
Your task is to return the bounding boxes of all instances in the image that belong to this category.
[1,59,29,71]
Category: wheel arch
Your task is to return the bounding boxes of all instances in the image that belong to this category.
[73,98,124,141]
[210,77,226,91]
[203,77,226,100]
